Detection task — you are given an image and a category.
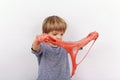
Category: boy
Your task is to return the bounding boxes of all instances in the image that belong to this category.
[31,15,98,80]
[31,15,71,80]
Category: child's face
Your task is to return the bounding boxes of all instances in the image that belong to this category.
[48,30,64,41]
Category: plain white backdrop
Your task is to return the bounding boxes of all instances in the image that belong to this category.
[0,0,120,80]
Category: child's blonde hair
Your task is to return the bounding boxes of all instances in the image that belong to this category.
[42,15,67,33]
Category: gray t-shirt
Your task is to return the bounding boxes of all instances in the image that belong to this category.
[32,43,70,80]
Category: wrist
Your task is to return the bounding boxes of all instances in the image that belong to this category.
[32,43,40,52]
[34,39,40,45]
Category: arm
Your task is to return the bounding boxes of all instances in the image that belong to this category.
[31,35,41,52]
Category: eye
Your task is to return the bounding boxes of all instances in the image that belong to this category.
[52,33,57,36]
[61,33,63,36]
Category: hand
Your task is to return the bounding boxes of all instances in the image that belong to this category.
[36,34,50,43]
[87,31,99,41]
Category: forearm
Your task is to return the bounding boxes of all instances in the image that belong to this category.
[32,40,40,52]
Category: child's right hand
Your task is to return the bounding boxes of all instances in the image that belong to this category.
[32,34,50,52]
[32,34,46,52]
[36,34,50,43]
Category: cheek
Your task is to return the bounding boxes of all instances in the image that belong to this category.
[50,35,57,39]
[52,36,57,39]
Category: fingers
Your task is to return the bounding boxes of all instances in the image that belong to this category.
[92,31,99,40]
[36,34,54,43]
[87,31,99,41]
[36,34,46,42]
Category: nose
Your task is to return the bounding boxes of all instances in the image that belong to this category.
[56,35,62,40]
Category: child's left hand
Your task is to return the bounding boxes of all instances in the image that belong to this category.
[87,31,99,41]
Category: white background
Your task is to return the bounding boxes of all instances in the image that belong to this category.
[0,0,120,80]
